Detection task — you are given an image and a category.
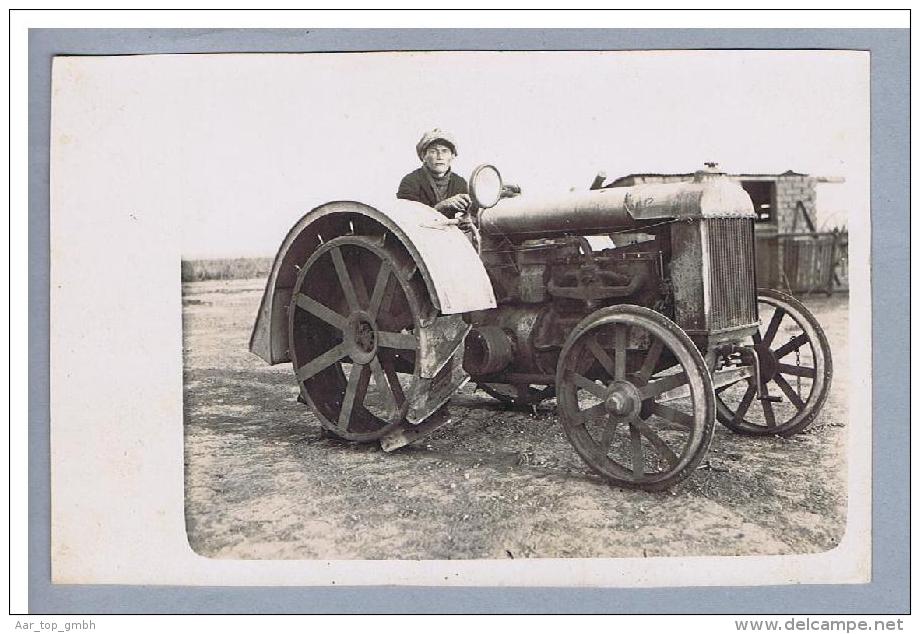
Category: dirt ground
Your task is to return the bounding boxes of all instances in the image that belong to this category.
[183,278,850,560]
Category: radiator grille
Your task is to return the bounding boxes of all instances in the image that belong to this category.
[707,219,757,330]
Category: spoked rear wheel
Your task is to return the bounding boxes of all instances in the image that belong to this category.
[288,235,424,442]
[715,289,833,437]
[556,305,715,491]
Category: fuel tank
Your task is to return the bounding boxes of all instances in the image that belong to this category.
[478,174,754,239]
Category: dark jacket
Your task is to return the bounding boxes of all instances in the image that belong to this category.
[396,167,468,217]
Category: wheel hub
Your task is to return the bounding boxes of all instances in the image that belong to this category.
[344,311,378,364]
[752,342,778,383]
[604,380,642,419]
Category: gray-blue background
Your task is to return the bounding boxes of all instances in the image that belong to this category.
[28,28,909,614]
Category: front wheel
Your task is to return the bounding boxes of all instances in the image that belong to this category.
[715,289,833,437]
[555,305,715,491]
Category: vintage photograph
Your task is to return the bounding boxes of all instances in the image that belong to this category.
[47,47,871,589]
[174,50,865,561]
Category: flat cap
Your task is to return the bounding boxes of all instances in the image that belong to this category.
[415,128,458,160]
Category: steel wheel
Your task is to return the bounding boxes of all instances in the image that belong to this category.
[556,305,715,491]
[288,235,424,442]
[715,288,832,437]
[479,383,556,408]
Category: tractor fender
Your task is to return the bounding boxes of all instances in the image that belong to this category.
[250,198,497,365]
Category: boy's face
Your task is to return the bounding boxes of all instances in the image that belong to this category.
[422,143,455,176]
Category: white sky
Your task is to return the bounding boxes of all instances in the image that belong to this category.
[52,50,868,258]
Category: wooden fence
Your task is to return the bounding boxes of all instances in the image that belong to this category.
[774,229,848,295]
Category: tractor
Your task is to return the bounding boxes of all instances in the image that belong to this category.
[250,163,832,490]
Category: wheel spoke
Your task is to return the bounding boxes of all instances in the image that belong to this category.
[376,274,405,329]
[377,331,418,350]
[776,363,816,378]
[762,307,786,346]
[599,416,619,451]
[774,375,806,411]
[632,419,679,468]
[368,261,392,320]
[637,339,663,383]
[294,293,347,330]
[638,371,688,400]
[339,363,370,428]
[571,372,607,399]
[614,324,628,380]
[774,333,809,359]
[761,399,777,427]
[630,424,644,479]
[648,402,694,429]
[330,246,361,312]
[369,357,398,419]
[734,383,757,422]
[587,337,616,379]
[296,343,348,381]
[380,359,406,410]
[576,402,608,426]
